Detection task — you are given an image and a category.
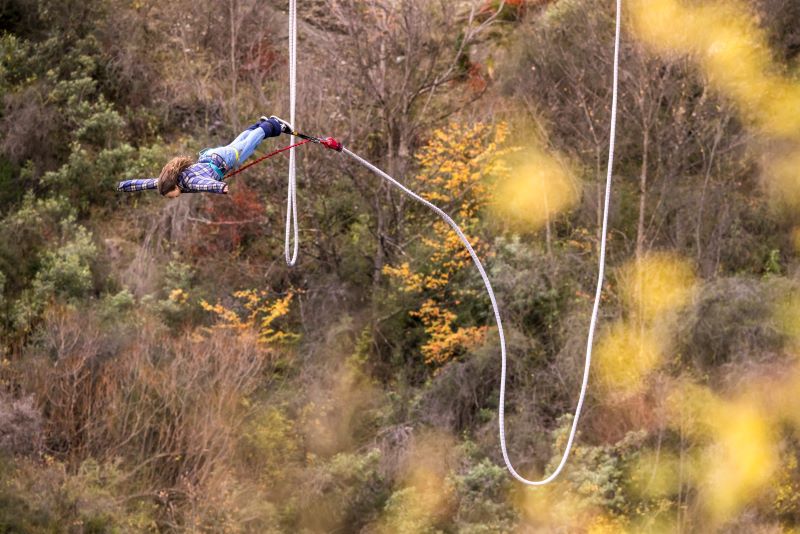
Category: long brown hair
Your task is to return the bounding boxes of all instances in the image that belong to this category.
[158,156,193,196]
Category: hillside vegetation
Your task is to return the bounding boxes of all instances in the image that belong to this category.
[2,0,800,531]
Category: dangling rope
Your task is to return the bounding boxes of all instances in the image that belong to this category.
[280,0,622,485]
[517,0,621,485]
[285,0,300,266]
[340,0,620,485]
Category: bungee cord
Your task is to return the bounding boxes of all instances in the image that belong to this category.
[223,139,311,180]
[273,0,622,485]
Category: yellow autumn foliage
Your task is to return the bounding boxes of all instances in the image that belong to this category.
[411,299,488,366]
[200,290,299,345]
[493,148,579,230]
[384,122,510,365]
[618,252,697,324]
[630,0,800,210]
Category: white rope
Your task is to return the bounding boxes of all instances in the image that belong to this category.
[285,0,299,266]
[282,0,619,484]
[339,0,621,485]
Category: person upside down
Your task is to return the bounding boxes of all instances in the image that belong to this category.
[118,116,292,196]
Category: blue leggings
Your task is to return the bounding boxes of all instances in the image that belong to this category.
[201,127,266,171]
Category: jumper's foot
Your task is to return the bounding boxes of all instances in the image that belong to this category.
[269,115,294,135]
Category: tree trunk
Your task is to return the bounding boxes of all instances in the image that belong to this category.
[636,127,650,259]
[373,188,386,287]
[544,186,552,256]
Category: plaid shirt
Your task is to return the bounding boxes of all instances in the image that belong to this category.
[118,153,229,194]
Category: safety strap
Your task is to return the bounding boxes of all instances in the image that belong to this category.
[208,161,225,178]
[223,139,311,180]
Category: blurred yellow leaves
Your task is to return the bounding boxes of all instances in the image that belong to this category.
[629,450,684,500]
[610,284,800,528]
[517,483,601,531]
[597,253,697,396]
[664,379,779,526]
[378,432,457,533]
[618,253,697,324]
[302,351,380,456]
[765,150,800,214]
[775,292,800,349]
[596,322,664,396]
[493,148,580,230]
[704,402,776,523]
[631,0,800,138]
[606,8,800,523]
[630,0,800,210]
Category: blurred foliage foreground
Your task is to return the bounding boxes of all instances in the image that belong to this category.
[3,0,800,532]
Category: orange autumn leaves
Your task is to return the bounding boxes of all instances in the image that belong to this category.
[201,290,298,345]
[384,122,577,365]
[383,122,506,365]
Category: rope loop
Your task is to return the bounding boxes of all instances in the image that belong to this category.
[335,0,621,485]
[277,0,622,486]
[285,0,299,266]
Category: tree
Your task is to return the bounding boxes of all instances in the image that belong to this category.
[502,0,757,273]
[384,121,509,365]
[304,0,506,289]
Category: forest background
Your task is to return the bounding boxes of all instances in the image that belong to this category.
[1,0,800,531]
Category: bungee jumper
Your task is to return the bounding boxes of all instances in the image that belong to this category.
[117,116,294,196]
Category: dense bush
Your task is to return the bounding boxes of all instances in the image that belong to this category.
[0,392,41,457]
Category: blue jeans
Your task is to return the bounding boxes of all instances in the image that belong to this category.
[200,127,266,172]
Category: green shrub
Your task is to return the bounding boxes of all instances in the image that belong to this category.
[293,449,386,532]
[32,219,97,301]
[676,277,790,371]
[42,142,139,211]
[98,289,135,322]
[0,457,158,533]
[0,194,75,294]
[238,406,300,484]
[546,420,649,519]
[0,195,98,335]
[152,258,197,328]
[0,157,22,212]
[451,459,515,533]
[0,270,6,321]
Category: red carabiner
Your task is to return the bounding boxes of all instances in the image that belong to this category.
[321,137,343,152]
